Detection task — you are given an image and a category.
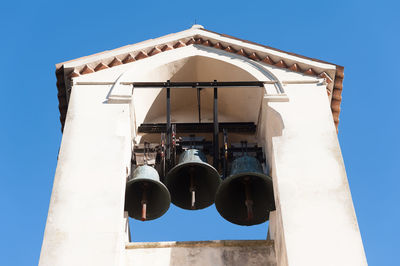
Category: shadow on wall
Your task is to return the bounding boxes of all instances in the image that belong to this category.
[257,103,284,176]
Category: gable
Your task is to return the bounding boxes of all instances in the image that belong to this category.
[55,26,344,132]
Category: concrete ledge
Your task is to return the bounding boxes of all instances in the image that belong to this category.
[125,240,276,266]
[126,240,274,249]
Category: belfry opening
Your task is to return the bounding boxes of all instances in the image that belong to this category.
[125,54,276,238]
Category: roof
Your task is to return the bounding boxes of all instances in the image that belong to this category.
[55,25,344,132]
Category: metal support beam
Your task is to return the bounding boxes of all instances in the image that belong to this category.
[197,88,201,123]
[123,81,267,88]
[138,122,257,133]
[223,128,228,179]
[213,81,219,169]
[166,82,171,164]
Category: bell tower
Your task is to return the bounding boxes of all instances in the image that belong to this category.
[40,25,367,266]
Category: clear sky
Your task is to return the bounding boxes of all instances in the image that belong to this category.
[0,0,398,265]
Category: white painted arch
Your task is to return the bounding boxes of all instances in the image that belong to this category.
[105,45,285,139]
[117,45,283,90]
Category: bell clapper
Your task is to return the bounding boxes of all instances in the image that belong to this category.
[244,177,254,221]
[189,168,196,210]
[141,183,148,221]
[191,190,195,210]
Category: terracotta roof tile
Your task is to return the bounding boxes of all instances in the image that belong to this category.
[303,68,317,76]
[122,54,135,64]
[94,62,109,71]
[186,38,196,45]
[274,60,287,68]
[249,52,261,61]
[335,66,344,78]
[202,40,212,46]
[224,46,237,53]
[161,44,173,51]
[331,99,341,112]
[148,47,162,56]
[236,48,248,57]
[261,56,274,65]
[173,41,186,48]
[135,51,148,60]
[213,42,225,49]
[332,88,342,101]
[194,38,203,44]
[334,77,343,90]
[79,65,94,75]
[289,63,301,72]
[108,57,122,67]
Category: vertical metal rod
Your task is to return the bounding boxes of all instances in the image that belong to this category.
[190,134,195,149]
[197,88,202,123]
[244,178,254,221]
[160,133,166,181]
[141,186,147,221]
[166,83,171,166]
[223,128,228,179]
[191,191,195,209]
[144,142,148,165]
[172,124,176,166]
[213,80,219,169]
[189,168,196,210]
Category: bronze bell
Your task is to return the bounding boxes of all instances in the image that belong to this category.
[125,165,171,221]
[215,155,275,226]
[165,149,221,210]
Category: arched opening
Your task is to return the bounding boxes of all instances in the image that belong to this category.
[124,50,276,242]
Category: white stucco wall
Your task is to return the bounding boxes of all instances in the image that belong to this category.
[259,83,367,266]
[39,84,132,266]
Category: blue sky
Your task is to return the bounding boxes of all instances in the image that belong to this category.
[0,0,399,265]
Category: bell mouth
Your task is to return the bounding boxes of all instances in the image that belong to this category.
[125,178,171,221]
[215,173,275,226]
[166,162,221,210]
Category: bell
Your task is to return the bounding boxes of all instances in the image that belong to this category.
[215,156,275,226]
[165,149,221,210]
[125,165,171,221]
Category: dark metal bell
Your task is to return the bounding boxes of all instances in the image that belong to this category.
[125,165,171,221]
[215,156,275,226]
[165,149,221,210]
